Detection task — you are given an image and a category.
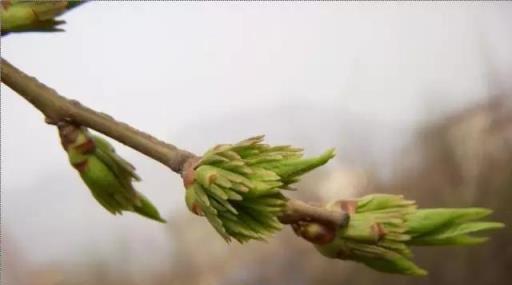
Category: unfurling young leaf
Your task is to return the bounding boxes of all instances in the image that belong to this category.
[293,194,504,276]
[57,122,165,223]
[183,135,335,243]
[406,208,504,246]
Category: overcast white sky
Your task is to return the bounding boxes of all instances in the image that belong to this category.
[2,1,512,274]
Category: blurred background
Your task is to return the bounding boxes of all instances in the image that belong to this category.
[1,2,511,285]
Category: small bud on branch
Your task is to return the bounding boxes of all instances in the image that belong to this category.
[57,121,165,222]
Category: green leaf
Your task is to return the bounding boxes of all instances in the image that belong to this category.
[406,208,493,236]
[409,222,504,246]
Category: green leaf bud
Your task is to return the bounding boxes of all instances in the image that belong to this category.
[58,122,165,223]
[295,194,503,276]
[183,135,335,243]
[1,0,84,35]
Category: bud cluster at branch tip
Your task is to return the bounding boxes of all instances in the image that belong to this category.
[182,135,335,243]
[293,194,504,276]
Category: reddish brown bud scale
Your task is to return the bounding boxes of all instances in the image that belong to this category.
[191,203,204,216]
[75,139,95,154]
[71,160,88,173]
[372,223,386,241]
[338,200,358,214]
[294,222,336,245]
[181,157,201,188]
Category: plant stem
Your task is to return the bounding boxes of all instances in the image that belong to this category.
[0,57,348,228]
[281,199,349,227]
[1,57,195,173]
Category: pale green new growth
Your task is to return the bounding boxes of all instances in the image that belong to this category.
[61,126,165,223]
[185,135,335,243]
[407,208,504,246]
[296,194,504,276]
[1,0,83,34]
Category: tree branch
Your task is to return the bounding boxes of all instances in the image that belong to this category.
[281,199,349,227]
[0,57,349,228]
[1,57,195,173]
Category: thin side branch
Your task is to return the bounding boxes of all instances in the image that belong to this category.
[281,199,349,227]
[0,57,348,227]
